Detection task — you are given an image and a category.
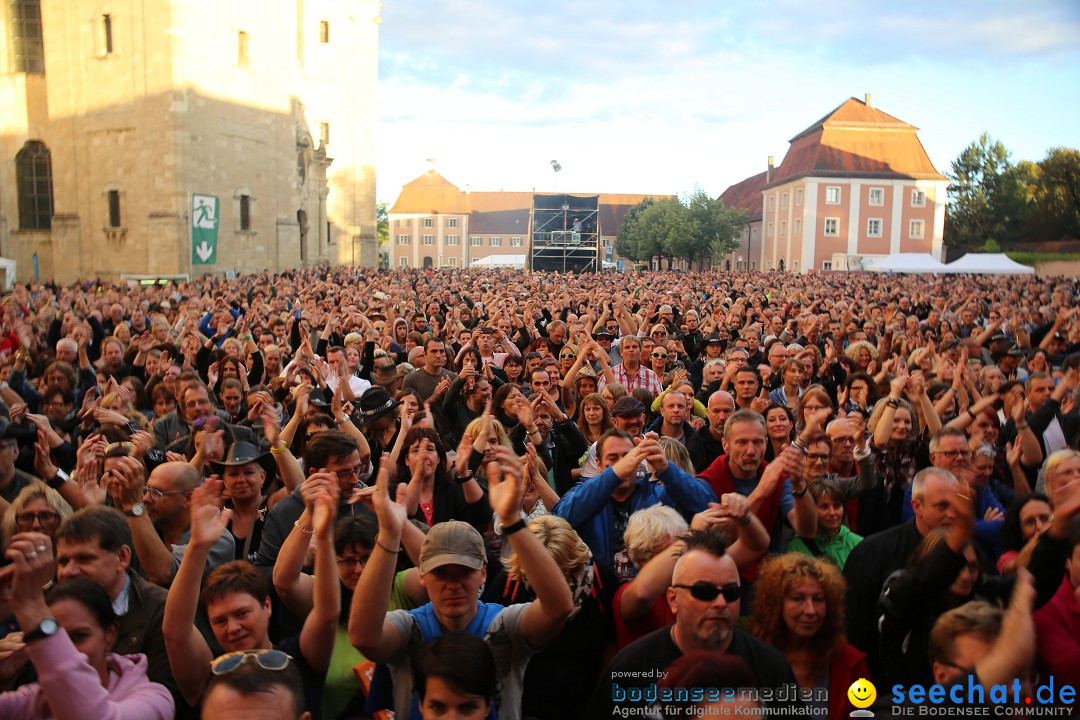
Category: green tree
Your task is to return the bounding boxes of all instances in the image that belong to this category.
[376,202,389,247]
[680,188,746,269]
[1035,148,1080,242]
[615,191,745,269]
[945,133,1037,249]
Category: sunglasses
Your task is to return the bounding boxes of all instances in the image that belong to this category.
[652,331,667,337]
[672,583,741,603]
[651,352,668,359]
[560,354,576,360]
[211,649,293,675]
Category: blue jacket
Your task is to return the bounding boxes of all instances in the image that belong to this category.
[552,462,716,565]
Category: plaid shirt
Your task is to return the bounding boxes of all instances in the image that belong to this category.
[600,362,664,396]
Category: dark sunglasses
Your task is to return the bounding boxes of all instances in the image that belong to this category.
[672,583,741,603]
[211,649,293,675]
[559,353,576,360]
[651,352,668,359]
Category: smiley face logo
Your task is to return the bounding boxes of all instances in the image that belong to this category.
[847,678,877,709]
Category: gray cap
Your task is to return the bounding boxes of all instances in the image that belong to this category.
[419,520,486,574]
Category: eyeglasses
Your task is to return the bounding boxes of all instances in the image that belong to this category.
[211,650,293,676]
[806,453,831,463]
[144,485,190,501]
[652,331,667,337]
[937,449,972,459]
[832,437,858,445]
[672,583,741,603]
[16,510,60,525]
[336,554,370,569]
[651,353,668,359]
[333,464,366,483]
[559,354,576,360]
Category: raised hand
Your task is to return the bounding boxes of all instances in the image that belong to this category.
[371,464,407,540]
[32,427,58,483]
[485,446,527,524]
[188,476,232,548]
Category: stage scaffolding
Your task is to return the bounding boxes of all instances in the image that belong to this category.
[528,194,600,273]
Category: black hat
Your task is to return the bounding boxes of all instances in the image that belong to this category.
[594,330,613,339]
[988,332,1011,344]
[705,333,725,345]
[612,396,647,417]
[308,388,330,408]
[1006,344,1027,357]
[351,387,400,426]
[209,441,277,486]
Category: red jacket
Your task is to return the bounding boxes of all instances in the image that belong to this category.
[828,643,871,718]
[1034,575,1080,690]
[696,453,780,582]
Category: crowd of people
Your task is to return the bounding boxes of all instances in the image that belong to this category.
[0,265,1077,719]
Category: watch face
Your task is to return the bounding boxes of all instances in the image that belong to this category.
[41,618,59,635]
[131,503,146,517]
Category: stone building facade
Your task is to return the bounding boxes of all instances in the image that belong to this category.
[0,0,378,283]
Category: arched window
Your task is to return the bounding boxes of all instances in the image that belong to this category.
[16,140,53,229]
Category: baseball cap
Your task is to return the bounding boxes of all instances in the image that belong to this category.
[612,396,647,417]
[419,521,486,574]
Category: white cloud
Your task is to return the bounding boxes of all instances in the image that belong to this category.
[376,1,1080,203]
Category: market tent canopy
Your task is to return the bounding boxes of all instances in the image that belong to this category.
[865,253,948,273]
[943,253,1034,275]
[470,254,526,268]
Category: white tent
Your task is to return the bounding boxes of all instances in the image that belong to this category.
[470,254,526,268]
[943,253,1035,275]
[866,253,948,273]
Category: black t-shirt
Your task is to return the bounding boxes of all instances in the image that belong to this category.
[584,626,798,719]
[612,497,632,555]
[277,635,326,720]
[482,562,619,719]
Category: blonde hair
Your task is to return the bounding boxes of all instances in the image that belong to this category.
[505,515,589,583]
[1044,449,1080,505]
[100,391,150,430]
[657,436,694,475]
[464,416,512,450]
[623,505,688,569]
[845,340,878,364]
[1,482,74,550]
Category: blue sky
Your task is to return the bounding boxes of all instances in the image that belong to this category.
[376,0,1080,204]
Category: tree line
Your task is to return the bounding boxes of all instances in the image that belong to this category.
[946,133,1080,250]
[614,189,747,270]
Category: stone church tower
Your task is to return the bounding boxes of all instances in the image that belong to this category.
[0,0,379,282]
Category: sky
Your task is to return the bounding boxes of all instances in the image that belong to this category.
[376,1,1080,205]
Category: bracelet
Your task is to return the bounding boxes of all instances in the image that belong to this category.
[1016,423,1029,431]
[789,438,807,454]
[270,442,289,455]
[502,518,528,536]
[886,398,900,409]
[966,407,976,419]
[792,485,808,498]
[375,539,401,554]
[455,473,473,484]
[293,520,315,535]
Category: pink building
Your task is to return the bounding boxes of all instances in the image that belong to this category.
[722,96,948,273]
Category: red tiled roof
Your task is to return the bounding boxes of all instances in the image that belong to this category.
[767,97,946,187]
[719,171,768,222]
[389,170,470,214]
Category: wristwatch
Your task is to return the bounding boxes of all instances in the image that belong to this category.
[46,468,70,490]
[124,502,146,518]
[24,617,59,644]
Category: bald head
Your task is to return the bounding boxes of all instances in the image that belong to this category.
[152,461,201,492]
[707,391,735,439]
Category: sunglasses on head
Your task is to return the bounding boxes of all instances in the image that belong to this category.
[211,649,293,675]
[672,583,741,603]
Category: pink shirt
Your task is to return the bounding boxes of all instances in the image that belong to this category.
[0,629,174,720]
